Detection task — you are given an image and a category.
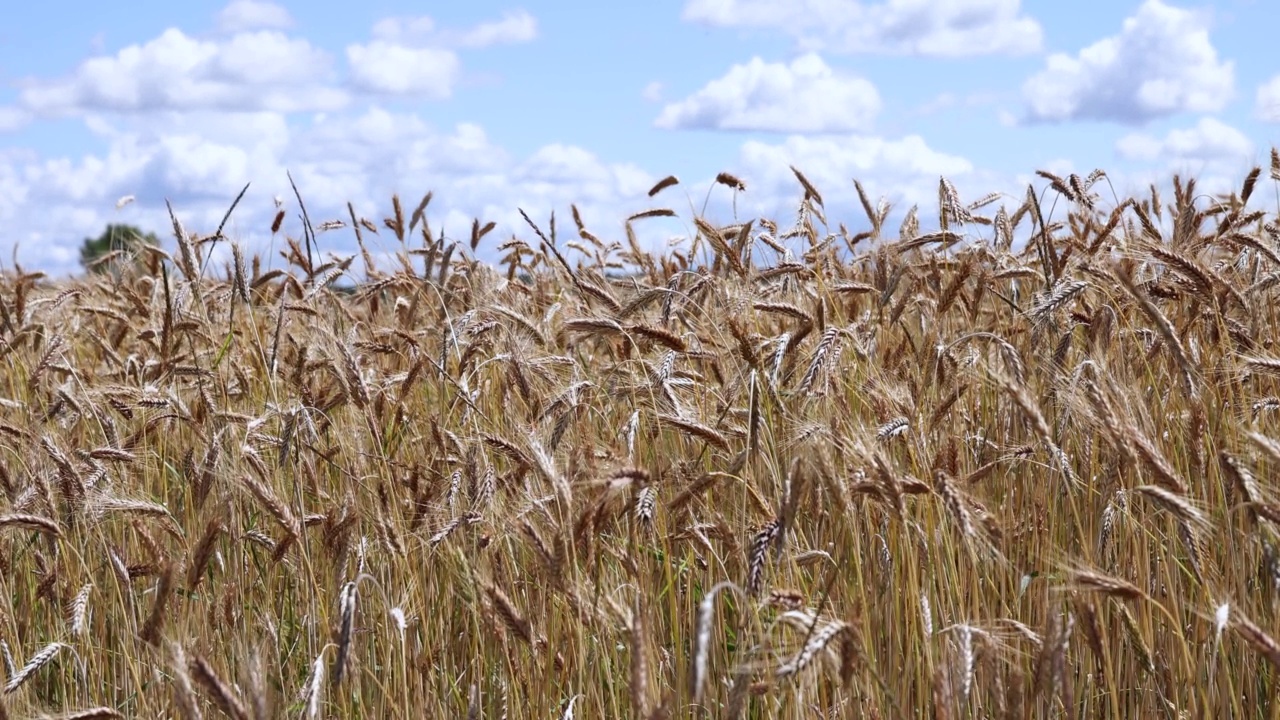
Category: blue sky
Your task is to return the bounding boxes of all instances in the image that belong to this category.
[0,0,1276,275]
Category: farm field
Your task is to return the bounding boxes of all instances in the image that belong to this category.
[4,164,1280,719]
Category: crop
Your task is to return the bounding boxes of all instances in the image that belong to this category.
[2,162,1280,718]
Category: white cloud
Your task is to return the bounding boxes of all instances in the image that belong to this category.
[642,81,664,103]
[13,114,292,213]
[682,0,1042,57]
[1113,135,1164,163]
[711,133,975,231]
[17,28,345,115]
[913,91,998,117]
[0,5,993,277]
[915,92,960,117]
[655,54,880,133]
[0,107,30,132]
[1255,76,1280,122]
[0,93,984,276]
[368,10,537,48]
[217,0,293,33]
[345,42,460,97]
[1022,0,1232,124]
[740,134,972,187]
[0,155,30,225]
[12,9,536,120]
[1115,117,1252,166]
[515,144,651,200]
[371,16,437,43]
[345,10,535,98]
[453,10,538,48]
[0,108,656,276]
[1105,117,1249,212]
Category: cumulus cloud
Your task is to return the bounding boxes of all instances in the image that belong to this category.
[912,91,997,117]
[0,4,994,276]
[345,42,460,97]
[1255,76,1280,122]
[740,134,972,189]
[0,108,658,275]
[682,0,1042,57]
[0,155,31,225]
[709,133,976,231]
[655,54,881,133]
[0,108,30,133]
[370,16,437,43]
[12,114,292,216]
[1022,0,1232,124]
[12,7,538,120]
[369,10,537,48]
[513,144,653,204]
[0,91,982,277]
[453,10,538,48]
[1115,118,1252,166]
[217,0,293,33]
[17,28,346,115]
[345,10,538,97]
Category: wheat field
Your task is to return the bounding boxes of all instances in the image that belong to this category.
[2,162,1280,719]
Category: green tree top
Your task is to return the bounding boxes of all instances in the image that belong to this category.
[79,224,159,273]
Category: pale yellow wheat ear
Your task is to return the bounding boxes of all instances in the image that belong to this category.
[775,616,856,683]
[1232,610,1280,671]
[691,581,745,705]
[166,643,201,720]
[0,513,61,537]
[1065,568,1148,603]
[68,583,91,638]
[0,641,13,681]
[296,645,330,720]
[3,642,66,695]
[53,708,126,719]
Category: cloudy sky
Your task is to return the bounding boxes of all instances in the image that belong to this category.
[0,0,1275,275]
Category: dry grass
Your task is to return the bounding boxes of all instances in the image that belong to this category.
[4,165,1280,718]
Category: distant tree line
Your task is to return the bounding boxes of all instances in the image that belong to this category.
[79,224,159,274]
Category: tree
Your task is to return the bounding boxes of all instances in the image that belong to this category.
[79,224,159,274]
